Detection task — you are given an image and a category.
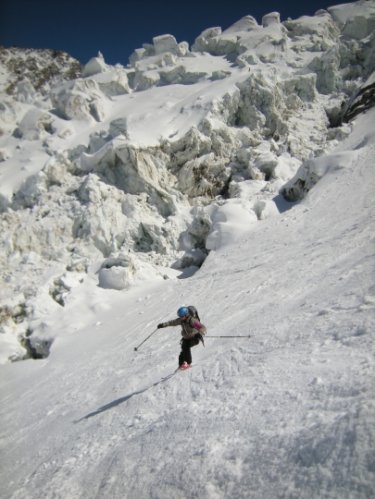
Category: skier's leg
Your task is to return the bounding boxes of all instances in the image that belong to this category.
[191,337,200,347]
[179,339,192,365]
[179,336,201,366]
[188,337,200,364]
[178,349,185,366]
[185,341,192,365]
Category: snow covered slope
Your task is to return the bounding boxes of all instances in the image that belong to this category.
[0,2,375,497]
[1,105,374,499]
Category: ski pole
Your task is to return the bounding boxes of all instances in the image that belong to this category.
[205,335,251,338]
[134,328,158,351]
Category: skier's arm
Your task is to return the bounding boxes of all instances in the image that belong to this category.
[190,319,207,335]
[189,318,206,346]
[157,318,181,328]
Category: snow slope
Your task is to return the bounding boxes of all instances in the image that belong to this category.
[1,2,375,497]
[1,108,374,498]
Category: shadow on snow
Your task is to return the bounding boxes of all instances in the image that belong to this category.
[74,370,177,422]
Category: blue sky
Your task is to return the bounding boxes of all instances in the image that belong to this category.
[1,0,354,66]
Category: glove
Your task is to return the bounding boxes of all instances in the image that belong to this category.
[157,323,164,329]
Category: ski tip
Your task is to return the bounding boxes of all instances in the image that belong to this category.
[134,347,138,351]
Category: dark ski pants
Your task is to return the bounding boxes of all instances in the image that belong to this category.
[179,336,200,366]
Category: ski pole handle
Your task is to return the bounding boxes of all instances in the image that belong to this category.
[134,328,159,351]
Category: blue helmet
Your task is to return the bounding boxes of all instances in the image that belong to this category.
[177,306,189,318]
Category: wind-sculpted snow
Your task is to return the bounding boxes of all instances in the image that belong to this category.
[0,1,374,364]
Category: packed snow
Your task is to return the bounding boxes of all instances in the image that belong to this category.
[0,2,375,498]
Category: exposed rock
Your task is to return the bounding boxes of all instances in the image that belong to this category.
[342,72,375,122]
[0,46,81,95]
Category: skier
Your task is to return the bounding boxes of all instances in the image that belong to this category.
[157,306,207,369]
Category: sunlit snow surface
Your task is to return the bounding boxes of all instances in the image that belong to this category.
[0,2,375,497]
